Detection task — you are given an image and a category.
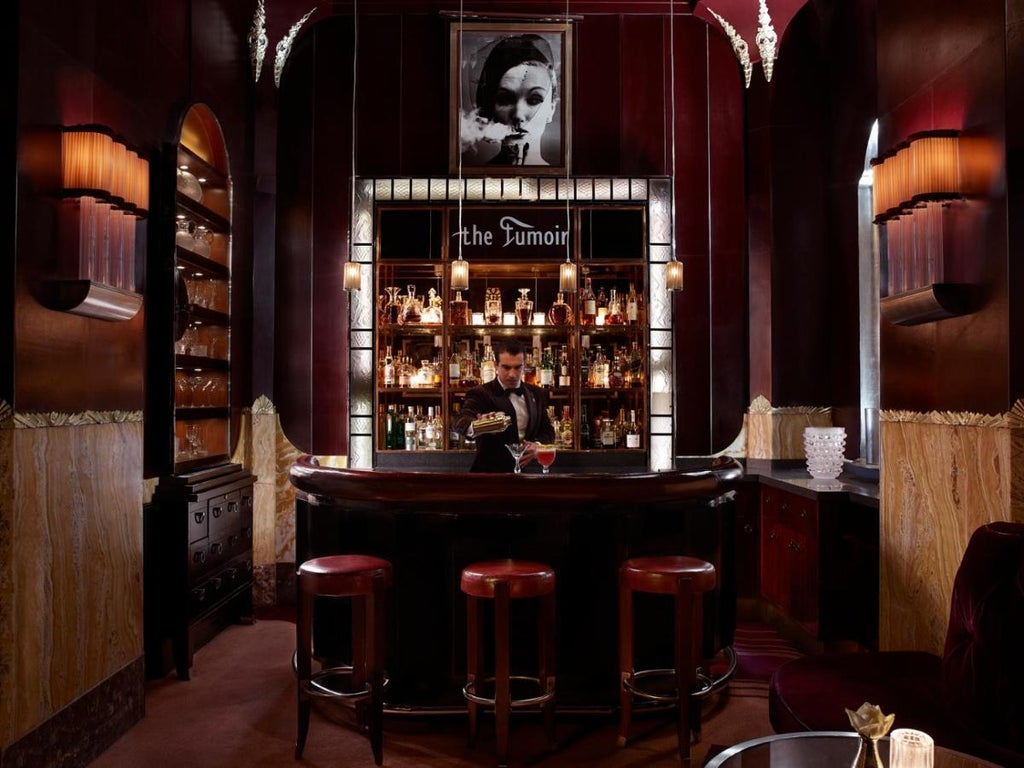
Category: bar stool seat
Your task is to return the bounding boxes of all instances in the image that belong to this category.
[461,559,557,768]
[295,554,391,766]
[619,555,717,764]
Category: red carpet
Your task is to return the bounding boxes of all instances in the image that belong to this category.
[88,617,798,767]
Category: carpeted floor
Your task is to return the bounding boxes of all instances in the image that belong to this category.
[88,619,798,767]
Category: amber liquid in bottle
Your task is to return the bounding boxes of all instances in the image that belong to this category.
[548,292,573,326]
[449,291,469,326]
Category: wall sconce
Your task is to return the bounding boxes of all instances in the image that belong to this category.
[343,260,362,292]
[871,130,969,326]
[44,125,148,321]
[665,258,684,292]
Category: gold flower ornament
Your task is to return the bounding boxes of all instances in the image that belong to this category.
[846,702,895,739]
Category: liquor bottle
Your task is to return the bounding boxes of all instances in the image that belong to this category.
[558,348,571,388]
[389,406,404,449]
[449,290,469,326]
[539,347,555,388]
[404,406,417,450]
[383,350,395,387]
[580,277,597,326]
[606,288,624,325]
[422,406,437,449]
[592,411,606,449]
[580,404,591,448]
[448,349,461,386]
[481,344,496,383]
[608,348,626,389]
[596,285,609,312]
[591,345,609,388]
[626,409,641,449]
[524,350,538,385]
[628,341,644,387]
[626,282,640,325]
[600,414,617,449]
[579,343,590,388]
[559,405,573,448]
[547,291,573,326]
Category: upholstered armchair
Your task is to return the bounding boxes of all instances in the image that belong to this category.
[769,521,1024,768]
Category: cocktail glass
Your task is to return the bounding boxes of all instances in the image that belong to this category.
[536,443,556,474]
[506,442,527,474]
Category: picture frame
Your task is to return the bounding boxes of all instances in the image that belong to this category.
[450,20,572,175]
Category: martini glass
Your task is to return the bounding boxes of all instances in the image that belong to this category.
[505,442,527,474]
[536,444,556,474]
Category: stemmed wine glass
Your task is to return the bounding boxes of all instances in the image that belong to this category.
[535,444,556,474]
[505,442,527,474]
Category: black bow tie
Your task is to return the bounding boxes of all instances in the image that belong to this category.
[504,385,525,397]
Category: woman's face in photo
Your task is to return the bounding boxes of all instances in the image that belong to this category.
[491,62,555,140]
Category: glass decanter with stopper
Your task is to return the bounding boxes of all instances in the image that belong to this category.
[547,291,574,326]
[449,290,469,326]
[421,287,444,324]
[400,284,422,324]
[515,288,533,325]
[484,287,502,325]
[383,286,402,324]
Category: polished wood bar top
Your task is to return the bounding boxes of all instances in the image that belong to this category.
[289,455,742,505]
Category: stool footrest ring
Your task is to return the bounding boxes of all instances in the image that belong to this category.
[300,665,390,701]
[463,675,556,708]
[623,667,715,703]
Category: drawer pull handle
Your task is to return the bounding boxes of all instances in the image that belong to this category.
[743,523,755,534]
[210,577,222,590]
[245,526,253,539]
[225,567,238,580]
[211,541,223,555]
[228,501,238,514]
[212,506,223,518]
[194,510,206,524]
[192,587,206,602]
[228,534,239,547]
[193,550,207,565]
[768,530,777,540]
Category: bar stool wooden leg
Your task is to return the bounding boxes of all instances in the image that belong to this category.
[674,576,696,765]
[295,588,313,760]
[540,589,557,746]
[687,581,704,746]
[366,575,385,766]
[617,568,634,747]
[466,594,481,746]
[494,581,512,768]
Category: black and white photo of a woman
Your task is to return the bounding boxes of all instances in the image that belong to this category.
[452,23,571,172]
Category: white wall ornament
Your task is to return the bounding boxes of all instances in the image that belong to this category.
[247,0,268,83]
[274,7,317,88]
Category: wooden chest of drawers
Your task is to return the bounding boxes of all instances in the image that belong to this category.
[145,463,255,679]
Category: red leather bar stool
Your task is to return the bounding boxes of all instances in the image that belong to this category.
[461,559,557,768]
[295,554,391,766]
[618,555,717,764]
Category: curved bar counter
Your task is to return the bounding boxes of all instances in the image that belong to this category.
[290,457,743,711]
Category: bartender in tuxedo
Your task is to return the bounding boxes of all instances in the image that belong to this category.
[454,338,556,472]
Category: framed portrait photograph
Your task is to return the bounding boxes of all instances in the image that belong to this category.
[450,21,572,175]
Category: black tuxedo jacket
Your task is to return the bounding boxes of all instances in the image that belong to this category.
[454,379,556,472]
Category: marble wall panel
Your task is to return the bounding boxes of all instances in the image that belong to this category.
[2,418,143,745]
[745,396,833,459]
[879,406,1024,654]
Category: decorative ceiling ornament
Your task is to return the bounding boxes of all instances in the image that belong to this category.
[247,0,268,83]
[274,7,317,88]
[706,8,752,88]
[754,0,778,82]
[694,0,809,87]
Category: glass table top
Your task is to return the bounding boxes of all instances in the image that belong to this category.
[706,731,1002,768]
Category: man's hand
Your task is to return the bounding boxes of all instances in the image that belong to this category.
[519,440,538,467]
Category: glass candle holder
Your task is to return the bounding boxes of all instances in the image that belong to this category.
[803,426,847,479]
[889,728,934,768]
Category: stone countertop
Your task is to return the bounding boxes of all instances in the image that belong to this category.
[739,458,879,507]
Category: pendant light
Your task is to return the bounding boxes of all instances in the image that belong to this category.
[665,0,684,292]
[450,0,470,292]
[558,0,577,294]
[343,0,361,292]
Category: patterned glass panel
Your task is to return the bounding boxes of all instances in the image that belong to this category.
[374,179,392,200]
[650,349,673,395]
[350,415,374,435]
[466,178,484,200]
[350,330,373,349]
[650,391,674,416]
[539,178,558,199]
[649,181,671,244]
[520,178,539,200]
[593,178,611,200]
[649,329,674,348]
[650,415,674,434]
[648,274,673,329]
[393,178,411,200]
[631,178,649,200]
[350,284,373,330]
[612,178,630,200]
[349,435,373,469]
[648,244,672,264]
[575,178,593,200]
[411,178,429,200]
[650,435,672,471]
[430,178,448,200]
[484,178,504,200]
[353,243,373,263]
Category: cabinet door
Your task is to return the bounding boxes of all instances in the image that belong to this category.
[759,487,785,609]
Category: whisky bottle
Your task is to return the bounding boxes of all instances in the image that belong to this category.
[404,406,417,450]
[383,351,395,387]
[591,345,609,388]
[580,404,591,448]
[448,349,461,387]
[481,345,496,383]
[626,409,641,449]
[539,347,555,388]
[558,349,571,388]
[606,288,624,325]
[449,290,469,326]
[626,282,640,325]
[548,291,573,326]
[580,277,597,326]
[608,348,626,389]
[559,405,573,448]
[600,414,617,449]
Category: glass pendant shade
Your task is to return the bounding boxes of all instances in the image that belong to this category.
[665,259,684,291]
[451,257,469,291]
[343,260,362,291]
[559,260,577,293]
